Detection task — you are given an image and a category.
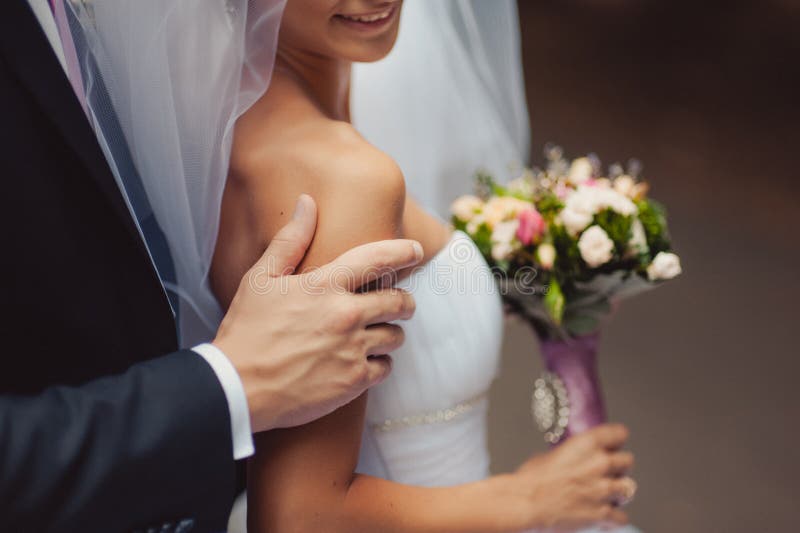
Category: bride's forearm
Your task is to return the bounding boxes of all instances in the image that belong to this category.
[341,473,526,533]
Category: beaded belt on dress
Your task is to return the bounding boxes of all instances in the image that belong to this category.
[370,392,488,433]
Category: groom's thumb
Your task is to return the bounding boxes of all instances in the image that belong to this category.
[260,194,317,276]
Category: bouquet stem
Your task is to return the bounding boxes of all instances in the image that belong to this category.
[539,333,606,441]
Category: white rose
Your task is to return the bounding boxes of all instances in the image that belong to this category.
[490,220,519,261]
[560,207,593,236]
[566,186,600,213]
[627,218,649,256]
[608,192,638,216]
[491,242,514,262]
[491,219,519,245]
[536,243,556,270]
[589,187,638,217]
[647,252,682,280]
[561,187,600,235]
[577,225,615,268]
[613,175,636,197]
[450,195,484,222]
[568,157,593,184]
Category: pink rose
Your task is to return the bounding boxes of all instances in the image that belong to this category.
[516,208,546,246]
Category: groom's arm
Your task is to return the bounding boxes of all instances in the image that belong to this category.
[0,350,236,533]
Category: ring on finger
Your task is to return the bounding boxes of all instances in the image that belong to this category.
[614,477,637,506]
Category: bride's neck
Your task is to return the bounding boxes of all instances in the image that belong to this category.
[276,46,351,122]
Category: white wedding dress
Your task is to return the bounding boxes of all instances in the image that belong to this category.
[356,231,504,485]
[227,232,506,533]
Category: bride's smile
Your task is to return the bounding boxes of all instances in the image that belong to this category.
[334,2,399,33]
[280,0,403,63]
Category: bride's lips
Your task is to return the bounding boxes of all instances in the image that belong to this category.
[333,3,399,34]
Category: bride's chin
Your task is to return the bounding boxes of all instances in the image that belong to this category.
[350,46,395,63]
[335,35,399,63]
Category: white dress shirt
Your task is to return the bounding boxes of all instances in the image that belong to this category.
[26,0,254,461]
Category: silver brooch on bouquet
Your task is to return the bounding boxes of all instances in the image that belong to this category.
[531,372,570,444]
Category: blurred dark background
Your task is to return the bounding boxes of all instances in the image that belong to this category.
[488,1,800,531]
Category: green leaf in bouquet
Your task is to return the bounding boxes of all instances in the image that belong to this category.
[475,170,508,199]
[451,216,468,233]
[535,191,564,220]
[471,222,493,259]
[550,224,582,278]
[636,198,672,255]
[544,276,565,325]
[593,208,633,257]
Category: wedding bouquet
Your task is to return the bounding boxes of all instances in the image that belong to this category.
[451,146,681,444]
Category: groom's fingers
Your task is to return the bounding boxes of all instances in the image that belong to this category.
[258,194,317,276]
[363,324,406,356]
[364,354,393,387]
[319,239,423,291]
[357,289,416,326]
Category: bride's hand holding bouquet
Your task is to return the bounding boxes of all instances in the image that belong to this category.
[499,424,636,530]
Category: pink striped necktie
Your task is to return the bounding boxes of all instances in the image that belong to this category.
[49,0,88,115]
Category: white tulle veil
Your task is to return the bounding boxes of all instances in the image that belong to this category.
[66,0,524,346]
[352,0,530,218]
[69,0,286,346]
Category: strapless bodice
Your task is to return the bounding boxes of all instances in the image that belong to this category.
[356,231,504,486]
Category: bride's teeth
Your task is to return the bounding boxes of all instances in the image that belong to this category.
[342,9,391,23]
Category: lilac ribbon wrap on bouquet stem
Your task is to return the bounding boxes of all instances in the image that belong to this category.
[539,332,607,442]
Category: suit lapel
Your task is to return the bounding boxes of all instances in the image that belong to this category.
[1,1,151,256]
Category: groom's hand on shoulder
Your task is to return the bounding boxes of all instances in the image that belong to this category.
[213,194,422,433]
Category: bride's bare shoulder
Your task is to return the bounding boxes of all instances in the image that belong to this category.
[227,75,405,246]
[232,76,403,197]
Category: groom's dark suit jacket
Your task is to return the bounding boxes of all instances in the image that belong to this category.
[0,3,236,532]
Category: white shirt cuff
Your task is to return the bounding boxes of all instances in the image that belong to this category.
[192,343,255,460]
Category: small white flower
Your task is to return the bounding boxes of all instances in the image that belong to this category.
[568,157,593,184]
[491,242,514,262]
[560,187,598,235]
[607,192,638,216]
[491,219,519,245]
[566,186,599,213]
[592,187,638,217]
[560,185,638,236]
[627,218,649,256]
[536,243,556,270]
[613,175,636,197]
[466,214,486,235]
[647,252,682,280]
[560,207,593,236]
[490,220,519,261]
[577,225,615,268]
[483,196,531,228]
[450,195,484,222]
